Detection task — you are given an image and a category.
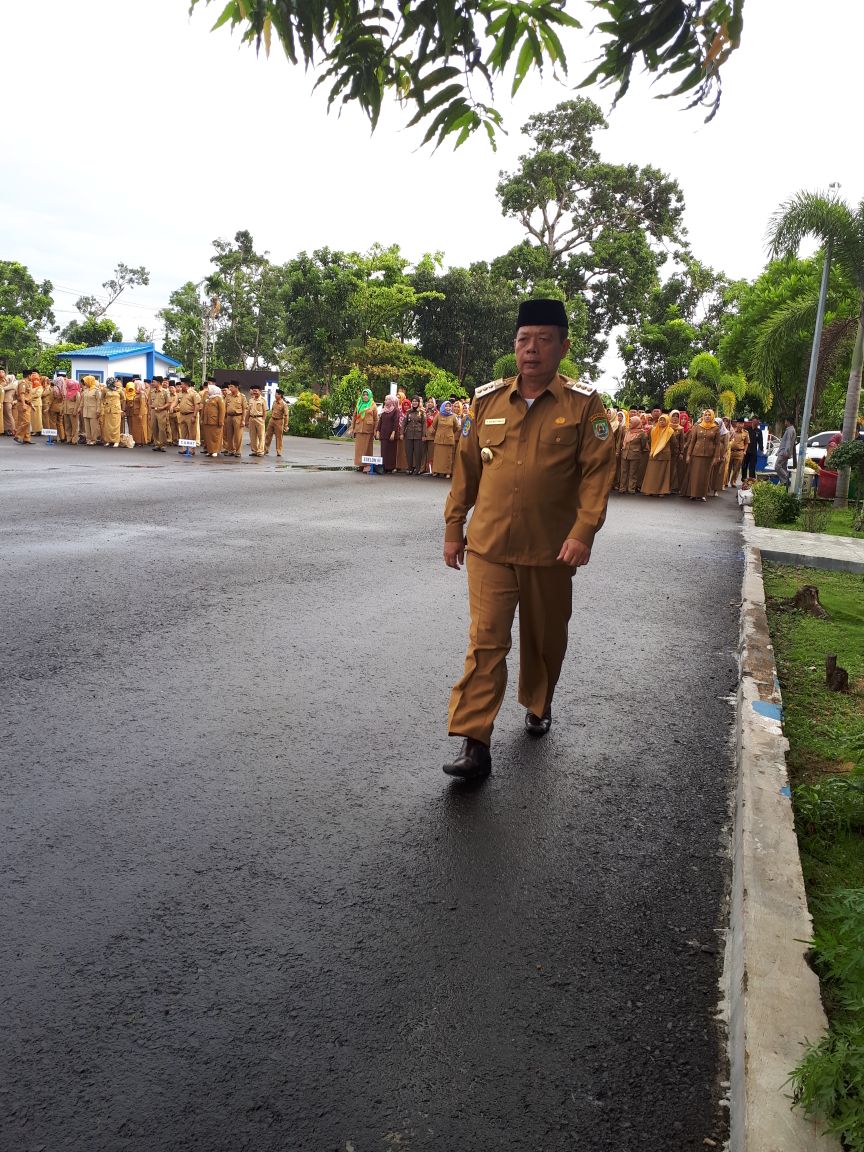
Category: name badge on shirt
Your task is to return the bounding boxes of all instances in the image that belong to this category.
[484,418,506,425]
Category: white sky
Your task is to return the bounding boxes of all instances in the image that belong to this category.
[2,0,861,383]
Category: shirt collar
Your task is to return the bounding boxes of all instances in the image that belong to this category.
[508,373,565,404]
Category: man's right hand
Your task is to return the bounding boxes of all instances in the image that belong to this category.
[443,541,465,570]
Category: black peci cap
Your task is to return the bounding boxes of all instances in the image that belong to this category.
[516,298,568,331]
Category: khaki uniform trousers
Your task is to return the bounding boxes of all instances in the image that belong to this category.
[177,414,197,452]
[264,419,284,455]
[448,551,574,746]
[248,416,265,455]
[729,452,745,485]
[224,414,243,454]
[151,409,170,447]
[16,405,33,443]
[618,456,642,493]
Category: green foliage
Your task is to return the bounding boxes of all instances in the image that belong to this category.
[751,481,800,527]
[493,98,686,371]
[582,1,743,122]
[424,368,465,403]
[75,262,149,320]
[411,258,519,390]
[61,316,123,345]
[720,254,857,426]
[829,440,864,487]
[0,260,55,372]
[193,0,744,145]
[159,281,206,376]
[789,889,864,1150]
[329,366,366,416]
[289,390,329,438]
[36,342,86,377]
[798,497,834,534]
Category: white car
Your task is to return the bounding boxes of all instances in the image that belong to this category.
[766,430,842,472]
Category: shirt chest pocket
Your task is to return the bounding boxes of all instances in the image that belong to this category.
[539,423,580,448]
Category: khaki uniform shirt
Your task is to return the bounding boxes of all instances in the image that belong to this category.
[17,379,33,410]
[269,396,288,429]
[444,374,614,565]
[224,393,247,418]
[151,386,171,413]
[247,396,266,420]
[175,390,197,415]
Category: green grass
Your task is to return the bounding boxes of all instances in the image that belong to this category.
[774,507,863,538]
[764,564,864,1147]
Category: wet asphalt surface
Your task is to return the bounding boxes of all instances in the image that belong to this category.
[1,437,743,1152]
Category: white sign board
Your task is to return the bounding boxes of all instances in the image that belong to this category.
[41,429,58,437]
[361,455,384,466]
[178,438,198,448]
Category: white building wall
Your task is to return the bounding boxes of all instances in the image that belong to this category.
[68,354,150,381]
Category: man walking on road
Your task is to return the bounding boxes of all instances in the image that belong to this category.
[774,417,797,487]
[441,299,615,781]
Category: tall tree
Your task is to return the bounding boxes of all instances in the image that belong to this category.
[411,258,520,389]
[0,261,55,371]
[159,282,208,375]
[617,258,732,405]
[493,98,686,371]
[191,0,743,144]
[74,262,150,319]
[766,192,864,505]
[206,230,285,369]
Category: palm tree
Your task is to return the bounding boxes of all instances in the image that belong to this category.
[768,191,864,507]
[664,352,769,419]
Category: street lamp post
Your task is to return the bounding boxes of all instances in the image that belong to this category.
[793,181,841,498]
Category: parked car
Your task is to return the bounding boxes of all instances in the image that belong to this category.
[766,429,864,472]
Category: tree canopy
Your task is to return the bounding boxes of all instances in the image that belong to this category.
[0,261,55,371]
[191,0,744,145]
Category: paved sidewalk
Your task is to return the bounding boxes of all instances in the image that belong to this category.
[743,510,864,573]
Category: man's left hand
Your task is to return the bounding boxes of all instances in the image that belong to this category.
[557,538,591,569]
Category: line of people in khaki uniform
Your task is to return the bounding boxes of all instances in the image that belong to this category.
[608,406,753,501]
[0,370,290,459]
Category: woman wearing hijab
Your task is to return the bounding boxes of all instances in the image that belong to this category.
[378,394,401,473]
[202,383,226,456]
[396,395,411,471]
[618,414,649,494]
[710,416,730,495]
[401,395,426,474]
[126,381,148,446]
[683,408,723,500]
[668,410,686,494]
[420,397,437,475]
[80,376,101,445]
[100,381,123,447]
[431,400,458,478]
[609,408,624,491]
[351,387,378,471]
[641,413,677,496]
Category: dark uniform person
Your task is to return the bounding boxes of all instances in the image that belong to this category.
[442,299,615,781]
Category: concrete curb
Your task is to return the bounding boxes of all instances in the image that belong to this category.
[727,541,840,1150]
[742,505,864,574]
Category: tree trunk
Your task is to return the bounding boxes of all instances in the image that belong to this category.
[834,296,864,508]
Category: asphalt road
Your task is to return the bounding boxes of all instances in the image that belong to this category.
[1,437,742,1152]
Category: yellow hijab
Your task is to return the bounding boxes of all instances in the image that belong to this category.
[83,375,96,389]
[700,408,716,430]
[650,414,674,457]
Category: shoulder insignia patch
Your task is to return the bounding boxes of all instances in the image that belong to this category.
[474,377,510,399]
[461,415,473,437]
[562,376,595,396]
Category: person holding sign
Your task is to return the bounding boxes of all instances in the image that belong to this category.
[442,299,615,781]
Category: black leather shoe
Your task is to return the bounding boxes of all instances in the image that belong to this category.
[443,738,491,781]
[525,708,552,736]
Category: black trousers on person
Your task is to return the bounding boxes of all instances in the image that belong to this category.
[405,438,424,471]
[742,450,757,480]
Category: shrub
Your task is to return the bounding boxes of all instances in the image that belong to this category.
[424,369,466,404]
[289,390,329,439]
[751,481,800,527]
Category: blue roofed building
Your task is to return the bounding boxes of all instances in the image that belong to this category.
[57,342,181,382]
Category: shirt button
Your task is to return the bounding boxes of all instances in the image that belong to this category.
[517,460,522,465]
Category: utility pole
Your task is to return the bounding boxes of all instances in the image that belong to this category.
[200,295,220,386]
[793,181,840,497]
